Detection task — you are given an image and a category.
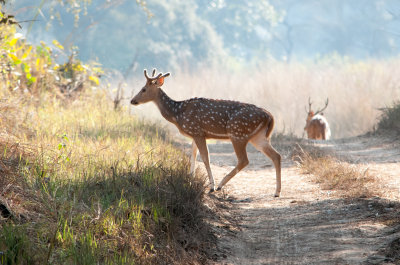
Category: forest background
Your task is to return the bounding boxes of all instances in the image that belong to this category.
[7,0,400,137]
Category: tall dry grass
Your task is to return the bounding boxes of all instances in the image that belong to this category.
[129,59,400,139]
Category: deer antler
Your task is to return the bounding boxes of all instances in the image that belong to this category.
[305,97,312,113]
[144,69,170,81]
[144,69,162,81]
[314,98,329,115]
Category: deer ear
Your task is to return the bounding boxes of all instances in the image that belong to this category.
[157,77,165,86]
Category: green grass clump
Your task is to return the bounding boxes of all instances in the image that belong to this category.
[377,101,400,134]
[0,223,33,265]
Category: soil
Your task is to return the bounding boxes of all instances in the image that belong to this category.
[192,133,400,265]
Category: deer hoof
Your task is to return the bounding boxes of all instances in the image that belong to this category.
[209,187,216,193]
[274,193,280,197]
[216,187,222,191]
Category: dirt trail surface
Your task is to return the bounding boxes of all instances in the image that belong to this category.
[195,134,400,264]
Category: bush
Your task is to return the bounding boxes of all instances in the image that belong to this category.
[377,101,400,134]
[0,24,102,100]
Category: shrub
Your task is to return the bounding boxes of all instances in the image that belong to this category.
[377,101,400,134]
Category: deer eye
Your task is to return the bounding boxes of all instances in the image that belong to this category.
[142,88,146,92]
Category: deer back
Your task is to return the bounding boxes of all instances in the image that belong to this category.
[174,98,272,140]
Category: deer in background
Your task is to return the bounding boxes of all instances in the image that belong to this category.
[131,69,282,197]
[304,97,331,140]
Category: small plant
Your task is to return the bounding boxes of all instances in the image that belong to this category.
[68,231,98,265]
[0,223,33,265]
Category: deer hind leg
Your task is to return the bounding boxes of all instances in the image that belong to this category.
[192,137,215,192]
[250,135,282,197]
[217,140,249,191]
[190,141,198,174]
[321,124,326,140]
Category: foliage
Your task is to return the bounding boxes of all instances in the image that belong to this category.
[199,0,285,61]
[0,223,33,265]
[0,1,20,28]
[10,1,400,72]
[10,0,285,71]
[377,101,400,134]
[0,24,102,98]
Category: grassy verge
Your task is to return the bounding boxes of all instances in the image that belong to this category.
[0,91,210,264]
[0,24,212,264]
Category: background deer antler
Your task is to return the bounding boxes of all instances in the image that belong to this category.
[305,97,313,113]
[314,98,329,115]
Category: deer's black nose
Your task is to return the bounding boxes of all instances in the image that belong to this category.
[131,99,138,105]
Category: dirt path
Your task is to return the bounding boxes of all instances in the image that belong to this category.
[198,134,400,264]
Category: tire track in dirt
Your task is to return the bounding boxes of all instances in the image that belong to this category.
[201,135,400,264]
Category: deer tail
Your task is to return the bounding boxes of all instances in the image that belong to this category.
[265,115,275,140]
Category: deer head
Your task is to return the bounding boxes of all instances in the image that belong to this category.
[131,69,170,105]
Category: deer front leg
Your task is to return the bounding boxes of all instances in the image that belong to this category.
[217,140,249,191]
[190,141,198,175]
[192,137,215,192]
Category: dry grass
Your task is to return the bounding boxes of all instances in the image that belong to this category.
[0,138,47,222]
[295,145,379,198]
[130,59,400,138]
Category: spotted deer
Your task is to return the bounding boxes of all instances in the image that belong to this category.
[304,97,331,140]
[131,69,281,196]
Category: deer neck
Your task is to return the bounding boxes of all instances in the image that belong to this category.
[154,88,180,124]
